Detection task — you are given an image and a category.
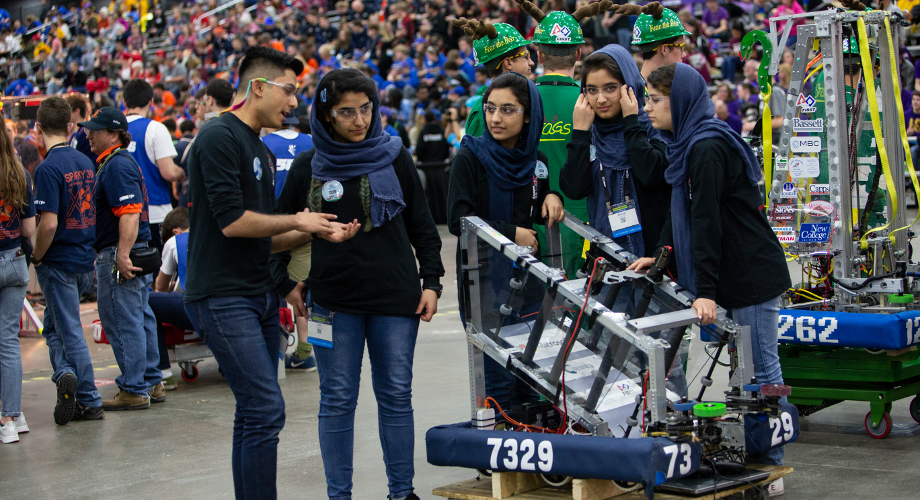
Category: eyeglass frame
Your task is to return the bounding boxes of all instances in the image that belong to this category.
[330,102,374,121]
[483,103,525,117]
[655,42,685,52]
[259,78,298,97]
[584,82,623,99]
[496,49,530,70]
[645,94,670,107]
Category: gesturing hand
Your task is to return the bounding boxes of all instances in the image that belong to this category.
[319,219,362,243]
[619,86,639,117]
[573,93,596,131]
[294,208,336,236]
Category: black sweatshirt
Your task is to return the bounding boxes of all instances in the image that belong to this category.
[447,146,556,242]
[658,138,790,308]
[559,116,672,259]
[270,147,444,316]
[184,112,277,302]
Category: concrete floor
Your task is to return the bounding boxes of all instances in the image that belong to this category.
[3,226,920,500]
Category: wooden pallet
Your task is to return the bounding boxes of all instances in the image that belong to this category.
[432,465,793,500]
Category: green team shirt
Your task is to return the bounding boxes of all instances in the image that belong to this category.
[535,73,588,277]
[464,85,488,137]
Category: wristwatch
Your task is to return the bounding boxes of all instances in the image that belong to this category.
[424,284,443,299]
[31,256,42,266]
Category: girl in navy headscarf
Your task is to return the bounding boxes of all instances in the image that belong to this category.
[561,44,685,397]
[630,63,791,467]
[447,71,564,410]
[271,68,445,500]
[560,43,672,263]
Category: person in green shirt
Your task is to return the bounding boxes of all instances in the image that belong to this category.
[620,2,690,82]
[451,19,533,137]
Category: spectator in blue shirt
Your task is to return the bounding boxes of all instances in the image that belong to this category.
[4,72,34,97]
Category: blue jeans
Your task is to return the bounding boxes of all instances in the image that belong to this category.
[311,302,419,500]
[95,248,161,396]
[729,295,785,465]
[0,249,28,417]
[185,292,284,500]
[36,264,101,407]
[149,291,194,370]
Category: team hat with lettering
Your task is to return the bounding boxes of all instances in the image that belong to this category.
[451,19,529,66]
[78,107,129,131]
[517,0,617,56]
[626,3,690,51]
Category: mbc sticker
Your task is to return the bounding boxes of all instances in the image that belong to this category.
[791,137,822,153]
[772,226,797,243]
[792,118,824,132]
[803,200,834,217]
[799,223,831,243]
[789,157,820,178]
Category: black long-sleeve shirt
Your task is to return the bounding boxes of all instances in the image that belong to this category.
[271,147,444,316]
[559,116,671,259]
[447,146,556,241]
[658,138,790,308]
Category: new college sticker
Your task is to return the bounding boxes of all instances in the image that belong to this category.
[253,157,262,180]
[789,157,820,179]
[772,226,796,243]
[793,118,824,132]
[791,136,822,153]
[799,223,831,243]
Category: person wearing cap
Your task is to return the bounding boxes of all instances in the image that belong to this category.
[629,3,691,82]
[80,107,165,411]
[122,79,184,257]
[521,0,609,277]
[31,97,103,424]
[452,20,533,137]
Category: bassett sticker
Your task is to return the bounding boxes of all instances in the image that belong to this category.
[793,118,824,132]
[799,223,831,243]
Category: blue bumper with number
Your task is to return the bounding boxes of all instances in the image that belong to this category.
[744,402,800,458]
[777,309,920,350]
[425,422,701,499]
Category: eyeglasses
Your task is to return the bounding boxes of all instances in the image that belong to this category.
[260,78,297,97]
[646,95,670,107]
[331,102,373,121]
[656,42,685,52]
[584,83,622,98]
[483,103,524,117]
[496,49,529,70]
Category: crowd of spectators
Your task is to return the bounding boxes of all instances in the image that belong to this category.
[4,0,920,183]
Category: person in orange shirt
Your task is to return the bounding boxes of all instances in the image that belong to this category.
[153,83,177,108]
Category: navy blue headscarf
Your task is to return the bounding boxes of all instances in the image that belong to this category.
[310,69,405,228]
[460,72,543,223]
[661,63,760,294]
[584,44,660,256]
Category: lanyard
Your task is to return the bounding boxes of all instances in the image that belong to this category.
[597,161,631,206]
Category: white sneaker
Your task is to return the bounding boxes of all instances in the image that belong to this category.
[13,414,28,433]
[768,477,785,497]
[0,421,19,443]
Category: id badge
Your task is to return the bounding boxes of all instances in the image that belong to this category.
[607,201,642,238]
[307,308,334,348]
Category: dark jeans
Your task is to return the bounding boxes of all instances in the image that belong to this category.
[149,291,194,371]
[185,292,284,500]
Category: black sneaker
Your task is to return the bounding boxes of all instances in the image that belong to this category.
[388,494,420,500]
[54,373,77,425]
[74,402,105,421]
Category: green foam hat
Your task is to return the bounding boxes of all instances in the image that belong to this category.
[533,12,584,55]
[632,7,690,49]
[472,23,529,66]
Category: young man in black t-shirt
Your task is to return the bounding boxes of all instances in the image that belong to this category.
[183,46,359,499]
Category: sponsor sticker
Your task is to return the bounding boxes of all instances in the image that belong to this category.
[775,157,788,170]
[789,157,820,178]
[809,184,830,195]
[771,203,796,221]
[803,200,834,217]
[772,226,797,243]
[792,118,824,132]
[799,223,831,243]
[790,136,822,153]
[781,182,798,198]
[796,93,817,113]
